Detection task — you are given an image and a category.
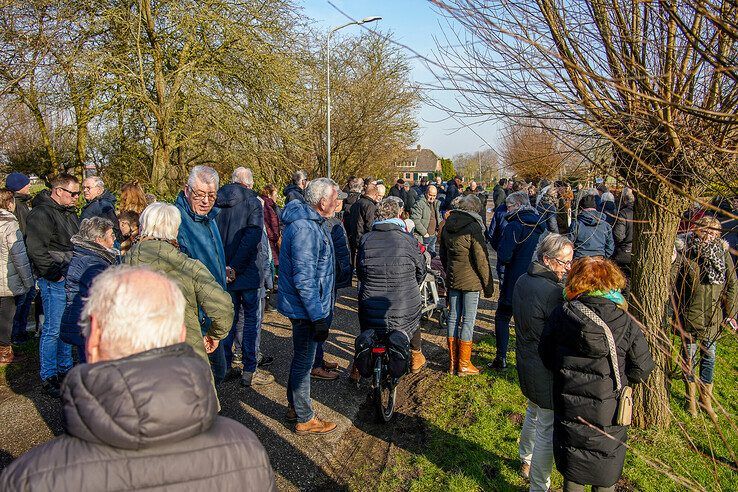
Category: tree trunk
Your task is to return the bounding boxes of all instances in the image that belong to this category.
[629,181,685,430]
[151,132,171,196]
[75,119,88,178]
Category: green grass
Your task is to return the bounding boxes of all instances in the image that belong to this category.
[382,333,738,491]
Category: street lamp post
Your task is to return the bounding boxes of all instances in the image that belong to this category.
[326,16,381,180]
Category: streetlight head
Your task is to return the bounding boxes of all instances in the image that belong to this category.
[360,16,382,24]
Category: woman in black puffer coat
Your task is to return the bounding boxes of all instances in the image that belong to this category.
[357,197,427,373]
[540,256,654,491]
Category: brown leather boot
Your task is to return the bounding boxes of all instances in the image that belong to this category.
[447,337,457,374]
[457,340,480,376]
[410,349,426,374]
[0,345,15,365]
[295,417,337,435]
[699,382,718,421]
[685,381,698,417]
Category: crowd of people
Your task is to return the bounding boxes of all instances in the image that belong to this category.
[0,168,735,491]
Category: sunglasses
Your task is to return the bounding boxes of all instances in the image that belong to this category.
[59,187,81,197]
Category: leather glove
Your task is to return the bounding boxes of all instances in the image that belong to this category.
[312,318,330,342]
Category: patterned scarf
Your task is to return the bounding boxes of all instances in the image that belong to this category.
[686,233,726,285]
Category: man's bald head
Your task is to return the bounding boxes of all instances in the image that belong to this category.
[81,266,186,363]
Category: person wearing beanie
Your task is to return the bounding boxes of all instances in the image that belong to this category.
[5,172,31,234]
[5,173,34,345]
[569,191,614,258]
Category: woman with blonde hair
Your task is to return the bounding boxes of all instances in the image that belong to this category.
[674,215,737,419]
[540,256,654,492]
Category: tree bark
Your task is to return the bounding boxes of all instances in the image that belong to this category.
[630,181,685,430]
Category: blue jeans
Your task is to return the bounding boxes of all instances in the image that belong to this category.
[12,287,35,341]
[494,303,513,361]
[287,318,317,423]
[684,339,717,384]
[423,235,437,255]
[38,278,73,381]
[447,289,480,341]
[312,312,334,369]
[224,289,263,373]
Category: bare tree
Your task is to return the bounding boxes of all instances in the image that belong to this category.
[501,121,565,182]
[430,0,738,432]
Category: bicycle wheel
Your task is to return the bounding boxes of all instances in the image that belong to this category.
[373,357,397,423]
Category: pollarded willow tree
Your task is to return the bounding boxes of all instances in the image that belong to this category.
[430,0,738,430]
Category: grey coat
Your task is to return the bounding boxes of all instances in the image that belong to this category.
[0,344,276,491]
[513,260,563,409]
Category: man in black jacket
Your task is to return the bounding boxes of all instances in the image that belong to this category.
[345,182,380,265]
[284,170,308,204]
[442,175,463,213]
[512,234,573,491]
[81,176,121,242]
[0,266,276,491]
[215,167,274,387]
[26,173,80,397]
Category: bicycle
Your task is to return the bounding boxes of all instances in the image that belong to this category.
[370,341,400,423]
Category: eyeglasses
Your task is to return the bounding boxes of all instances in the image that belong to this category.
[59,187,81,197]
[549,257,572,268]
[187,186,216,202]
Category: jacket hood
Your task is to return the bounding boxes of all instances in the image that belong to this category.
[91,189,117,206]
[561,297,620,358]
[507,209,545,231]
[215,183,256,209]
[175,191,219,222]
[281,199,323,225]
[71,235,118,264]
[578,209,606,226]
[31,188,75,213]
[528,260,561,283]
[283,183,303,197]
[62,343,218,450]
[444,210,484,235]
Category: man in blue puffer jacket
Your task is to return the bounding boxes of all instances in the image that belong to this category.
[278,178,338,436]
[215,167,274,387]
[492,191,546,370]
[569,193,614,259]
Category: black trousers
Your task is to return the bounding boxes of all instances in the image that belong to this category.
[0,295,18,346]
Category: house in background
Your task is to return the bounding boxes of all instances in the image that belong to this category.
[394,145,441,183]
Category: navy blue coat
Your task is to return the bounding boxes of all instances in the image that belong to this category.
[497,209,545,306]
[569,209,614,259]
[357,221,426,338]
[60,240,118,348]
[80,190,121,241]
[442,180,461,211]
[215,184,265,291]
[486,202,508,251]
[283,183,305,204]
[537,200,560,233]
[601,200,617,226]
[175,192,227,289]
[325,217,352,290]
[277,201,335,322]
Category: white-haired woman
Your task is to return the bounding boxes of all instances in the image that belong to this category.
[123,202,234,364]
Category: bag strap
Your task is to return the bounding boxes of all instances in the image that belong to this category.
[571,300,622,391]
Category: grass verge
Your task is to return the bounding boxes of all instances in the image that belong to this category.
[381,332,738,491]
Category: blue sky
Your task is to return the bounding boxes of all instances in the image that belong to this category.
[299,0,500,159]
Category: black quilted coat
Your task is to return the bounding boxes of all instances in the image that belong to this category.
[539,296,654,487]
[0,344,276,491]
[357,221,426,337]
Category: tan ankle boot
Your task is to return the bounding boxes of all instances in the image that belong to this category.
[410,349,426,374]
[0,345,14,365]
[685,381,698,417]
[447,337,457,374]
[457,340,480,376]
[699,383,718,420]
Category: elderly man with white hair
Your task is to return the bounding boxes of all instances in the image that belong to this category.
[215,167,274,387]
[174,166,230,384]
[0,266,275,491]
[80,176,121,242]
[278,177,339,435]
